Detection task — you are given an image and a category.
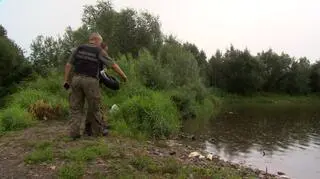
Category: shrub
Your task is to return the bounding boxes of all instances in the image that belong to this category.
[28,99,65,120]
[112,91,180,138]
[159,44,200,87]
[8,89,68,110]
[26,71,65,95]
[168,85,219,121]
[0,107,35,132]
[169,89,197,120]
[137,50,173,90]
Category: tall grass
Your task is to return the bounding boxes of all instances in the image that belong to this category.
[110,91,181,138]
[0,106,35,133]
[0,71,68,133]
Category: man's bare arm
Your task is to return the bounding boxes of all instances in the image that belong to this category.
[99,51,127,81]
[64,62,72,83]
[112,63,127,82]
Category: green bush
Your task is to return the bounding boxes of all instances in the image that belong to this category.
[0,107,35,132]
[26,71,66,96]
[111,91,180,138]
[168,88,197,120]
[0,70,69,134]
[137,50,173,90]
[8,88,67,109]
[168,84,219,121]
[159,44,199,87]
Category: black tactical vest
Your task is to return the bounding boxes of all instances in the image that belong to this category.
[73,44,102,79]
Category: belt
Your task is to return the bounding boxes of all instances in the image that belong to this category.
[74,73,99,80]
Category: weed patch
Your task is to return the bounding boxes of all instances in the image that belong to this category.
[129,156,155,172]
[0,107,35,132]
[58,162,85,179]
[64,144,109,162]
[24,141,53,164]
[28,99,64,120]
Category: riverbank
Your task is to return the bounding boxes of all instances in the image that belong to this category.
[221,93,320,105]
[0,120,282,179]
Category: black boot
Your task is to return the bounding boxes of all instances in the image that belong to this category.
[102,128,109,136]
[84,123,93,136]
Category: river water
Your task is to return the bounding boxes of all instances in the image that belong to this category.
[182,104,320,179]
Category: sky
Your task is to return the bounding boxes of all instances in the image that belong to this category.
[0,0,320,62]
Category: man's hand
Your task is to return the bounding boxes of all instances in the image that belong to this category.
[122,75,128,82]
[63,82,70,90]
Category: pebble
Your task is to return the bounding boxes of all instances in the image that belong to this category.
[189,151,201,158]
[206,154,213,160]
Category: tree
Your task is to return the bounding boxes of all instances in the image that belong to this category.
[29,35,64,76]
[183,42,207,67]
[159,44,199,87]
[223,46,265,94]
[207,50,226,88]
[81,0,162,57]
[284,57,311,94]
[310,61,320,92]
[136,12,163,56]
[258,49,292,92]
[0,29,32,100]
[0,24,7,37]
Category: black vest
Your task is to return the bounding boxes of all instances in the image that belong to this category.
[73,44,102,79]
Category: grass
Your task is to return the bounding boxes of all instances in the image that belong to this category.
[112,91,181,138]
[58,162,85,179]
[127,155,258,179]
[160,158,180,174]
[129,155,160,173]
[0,72,68,133]
[24,141,54,164]
[0,106,36,132]
[64,143,110,162]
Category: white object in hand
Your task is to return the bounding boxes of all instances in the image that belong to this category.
[110,104,119,113]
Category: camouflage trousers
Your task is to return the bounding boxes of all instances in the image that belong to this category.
[69,75,107,137]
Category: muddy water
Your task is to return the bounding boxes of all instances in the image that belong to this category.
[182,104,320,179]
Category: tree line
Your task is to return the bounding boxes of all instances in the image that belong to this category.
[1,0,320,101]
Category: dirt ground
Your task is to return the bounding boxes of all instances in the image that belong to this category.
[0,121,278,179]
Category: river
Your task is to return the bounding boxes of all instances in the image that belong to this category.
[182,104,320,179]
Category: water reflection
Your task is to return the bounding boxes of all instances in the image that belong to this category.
[183,104,320,179]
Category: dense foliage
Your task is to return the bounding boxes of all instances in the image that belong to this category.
[0,25,33,105]
[0,0,319,137]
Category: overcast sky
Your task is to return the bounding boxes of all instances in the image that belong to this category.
[0,0,319,61]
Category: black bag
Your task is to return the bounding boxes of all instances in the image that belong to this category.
[99,70,120,90]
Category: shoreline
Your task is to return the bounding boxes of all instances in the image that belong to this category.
[0,120,287,179]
